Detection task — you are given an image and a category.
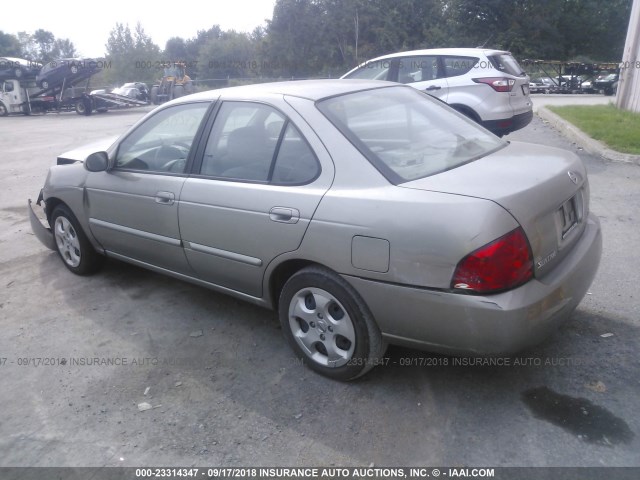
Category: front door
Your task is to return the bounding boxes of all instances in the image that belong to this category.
[85,101,211,273]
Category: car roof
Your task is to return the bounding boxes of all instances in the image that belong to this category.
[0,57,33,65]
[357,47,510,62]
[178,79,398,103]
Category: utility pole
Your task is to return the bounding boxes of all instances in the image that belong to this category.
[616,0,640,112]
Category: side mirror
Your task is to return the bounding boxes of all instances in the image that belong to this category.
[85,151,109,172]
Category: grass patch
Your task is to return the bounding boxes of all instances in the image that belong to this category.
[548,105,640,155]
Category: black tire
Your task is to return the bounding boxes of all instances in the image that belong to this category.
[173,85,185,99]
[41,80,49,90]
[51,204,103,275]
[75,101,87,115]
[278,266,387,381]
[79,98,92,116]
[0,102,8,117]
[150,85,159,104]
[15,68,22,78]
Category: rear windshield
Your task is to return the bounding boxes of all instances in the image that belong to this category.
[317,86,506,184]
[488,53,526,76]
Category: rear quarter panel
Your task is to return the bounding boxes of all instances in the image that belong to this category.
[282,95,518,289]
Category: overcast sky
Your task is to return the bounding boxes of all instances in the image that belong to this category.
[3,0,277,58]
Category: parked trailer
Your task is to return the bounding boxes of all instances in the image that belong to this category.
[1,76,97,115]
[522,59,620,94]
[1,75,149,117]
[84,92,148,114]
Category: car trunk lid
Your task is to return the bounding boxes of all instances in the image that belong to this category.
[399,141,590,277]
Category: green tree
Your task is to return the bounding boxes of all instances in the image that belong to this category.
[263,0,452,76]
[198,30,257,83]
[183,26,223,79]
[51,38,77,58]
[11,30,76,62]
[33,29,55,61]
[104,22,160,85]
[446,0,631,60]
[0,31,21,56]
[164,37,188,62]
[17,32,37,60]
[263,0,328,76]
[558,0,632,60]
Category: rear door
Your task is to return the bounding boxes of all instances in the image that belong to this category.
[440,55,485,110]
[179,99,334,297]
[392,55,449,101]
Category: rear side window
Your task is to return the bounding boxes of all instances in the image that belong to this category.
[396,56,441,83]
[200,102,320,185]
[442,56,478,78]
[344,60,390,81]
[488,54,526,76]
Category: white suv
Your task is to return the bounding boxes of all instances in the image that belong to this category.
[342,48,533,136]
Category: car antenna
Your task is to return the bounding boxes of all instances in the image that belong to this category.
[477,35,494,48]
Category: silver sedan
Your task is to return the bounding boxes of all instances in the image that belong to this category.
[29,80,602,381]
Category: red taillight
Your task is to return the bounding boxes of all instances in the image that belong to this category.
[451,227,533,294]
[473,77,516,92]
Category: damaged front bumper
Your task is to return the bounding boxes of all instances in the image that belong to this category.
[28,190,56,251]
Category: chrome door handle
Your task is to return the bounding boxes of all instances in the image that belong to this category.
[269,207,300,224]
[155,191,175,205]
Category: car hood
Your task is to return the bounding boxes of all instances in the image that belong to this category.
[57,136,118,165]
[399,141,589,276]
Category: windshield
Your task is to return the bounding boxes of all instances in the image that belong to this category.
[317,86,506,183]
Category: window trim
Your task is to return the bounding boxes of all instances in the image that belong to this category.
[112,100,215,176]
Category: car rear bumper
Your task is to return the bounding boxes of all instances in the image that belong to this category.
[481,109,533,136]
[345,213,602,355]
[28,194,56,251]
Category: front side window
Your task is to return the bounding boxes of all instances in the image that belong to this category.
[317,86,506,183]
[200,102,319,185]
[344,60,391,81]
[115,102,210,173]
